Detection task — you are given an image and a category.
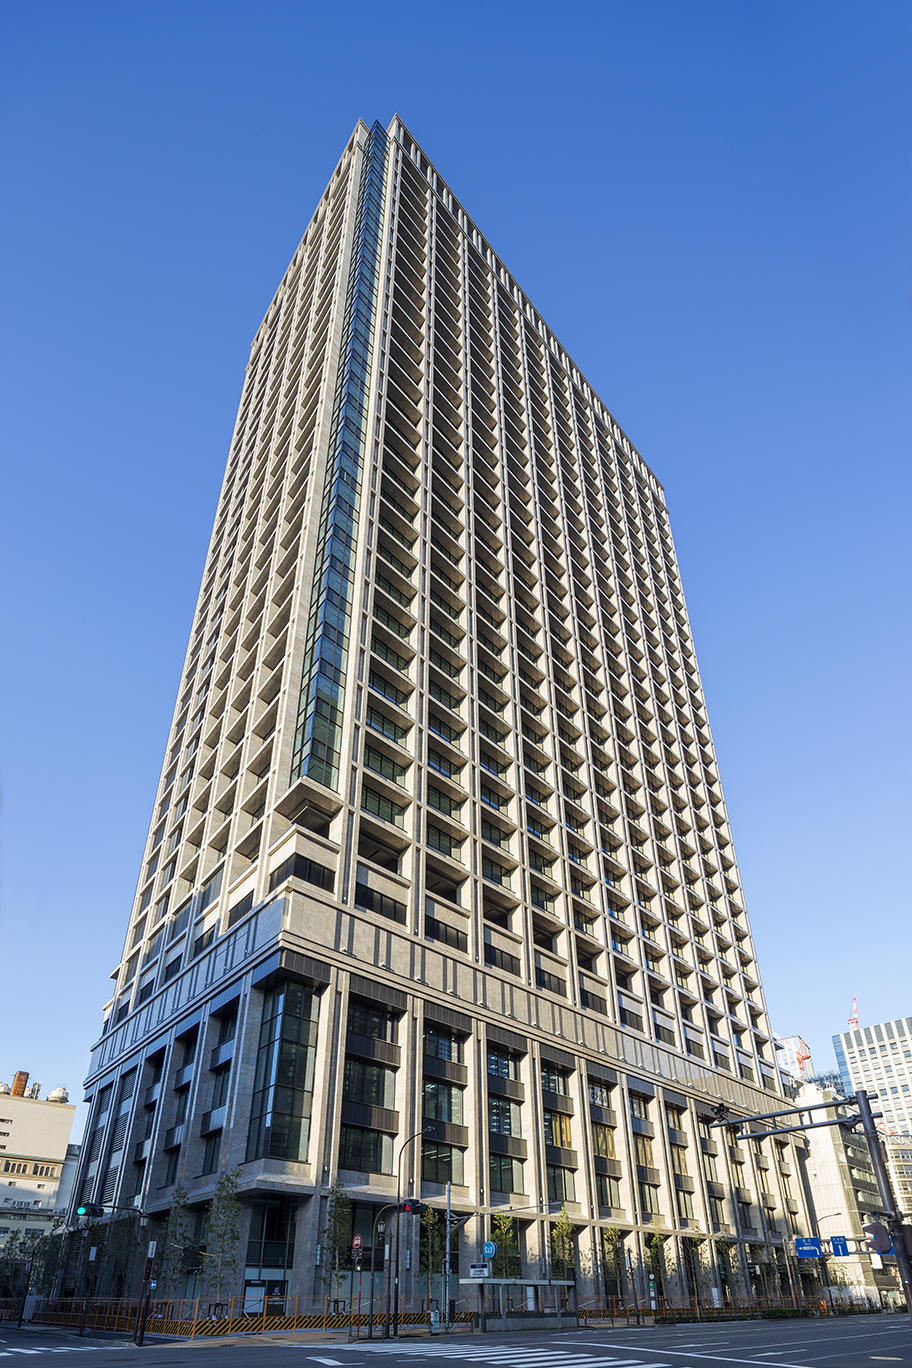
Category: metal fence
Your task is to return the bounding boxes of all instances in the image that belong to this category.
[0,1292,883,1338]
[0,1295,474,1337]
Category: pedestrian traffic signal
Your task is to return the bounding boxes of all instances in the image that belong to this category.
[862,1221,892,1254]
[399,1200,428,1215]
[76,1204,105,1219]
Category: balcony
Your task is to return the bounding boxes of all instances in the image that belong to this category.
[164,1123,185,1150]
[200,1106,227,1136]
[174,1062,194,1090]
[210,1039,235,1071]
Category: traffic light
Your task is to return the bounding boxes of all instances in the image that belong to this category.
[399,1200,428,1215]
[862,1222,893,1254]
[76,1204,105,1219]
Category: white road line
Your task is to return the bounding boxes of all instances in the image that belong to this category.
[307,1360,344,1365]
[582,1346,813,1368]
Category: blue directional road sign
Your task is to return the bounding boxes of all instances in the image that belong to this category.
[830,1236,850,1257]
[795,1237,822,1258]
[482,1241,497,1260]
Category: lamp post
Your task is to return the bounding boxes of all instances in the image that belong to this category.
[386,1126,432,1338]
[810,1211,843,1311]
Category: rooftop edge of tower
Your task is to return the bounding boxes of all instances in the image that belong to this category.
[384,114,664,498]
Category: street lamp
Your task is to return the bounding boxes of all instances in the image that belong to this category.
[810,1212,844,1311]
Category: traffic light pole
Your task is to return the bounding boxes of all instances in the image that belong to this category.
[854,1091,912,1326]
[367,1204,396,1339]
[711,1091,912,1327]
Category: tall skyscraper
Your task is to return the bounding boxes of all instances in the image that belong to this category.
[75,117,812,1311]
[834,1016,912,1135]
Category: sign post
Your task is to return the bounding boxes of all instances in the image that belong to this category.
[830,1236,850,1258]
[795,1237,823,1258]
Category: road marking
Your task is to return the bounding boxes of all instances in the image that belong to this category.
[308,1360,345,1365]
[582,1346,813,1368]
[870,1359,903,1362]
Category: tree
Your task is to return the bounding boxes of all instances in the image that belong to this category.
[200,1168,242,1303]
[101,1211,144,1296]
[419,1207,446,1303]
[157,1186,193,1299]
[0,1232,28,1300]
[491,1212,520,1279]
[645,1218,669,1299]
[601,1226,624,1300]
[28,1224,68,1297]
[550,1208,576,1279]
[319,1181,352,1304]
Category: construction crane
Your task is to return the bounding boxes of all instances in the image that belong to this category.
[796,1040,811,1073]
[848,997,860,1030]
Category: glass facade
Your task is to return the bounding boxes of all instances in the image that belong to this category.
[246,982,319,1163]
[291,122,388,789]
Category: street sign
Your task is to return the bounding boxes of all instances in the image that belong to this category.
[469,1263,491,1278]
[482,1241,497,1260]
[352,1233,363,1251]
[830,1236,850,1257]
[795,1237,822,1258]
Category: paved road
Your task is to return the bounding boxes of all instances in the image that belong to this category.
[0,1317,909,1368]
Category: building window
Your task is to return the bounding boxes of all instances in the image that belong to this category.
[484,943,520,975]
[490,1154,523,1194]
[424,1028,462,1063]
[246,1196,298,1270]
[676,1189,695,1220]
[361,786,406,827]
[638,1182,660,1214]
[488,1097,520,1135]
[544,1110,572,1149]
[634,1133,654,1167]
[422,1141,463,1185]
[592,1123,615,1159]
[546,1164,575,1203]
[425,916,467,953]
[541,1066,569,1095]
[339,1126,393,1175]
[596,1173,620,1209]
[348,1001,396,1043]
[708,1194,725,1224]
[246,981,319,1164]
[629,1094,649,1120]
[354,883,407,924]
[200,1132,221,1175]
[487,1048,520,1080]
[423,1080,463,1124]
[344,1058,395,1109]
[164,1148,180,1187]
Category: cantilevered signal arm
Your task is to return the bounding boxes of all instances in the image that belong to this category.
[709,1095,873,1142]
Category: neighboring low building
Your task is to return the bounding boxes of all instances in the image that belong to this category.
[794,1080,900,1308]
[833,1015,912,1134]
[881,1134,912,1218]
[0,1073,77,1245]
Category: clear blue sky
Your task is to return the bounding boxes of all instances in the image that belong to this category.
[1,1,909,1133]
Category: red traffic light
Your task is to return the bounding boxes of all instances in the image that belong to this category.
[399,1200,428,1215]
